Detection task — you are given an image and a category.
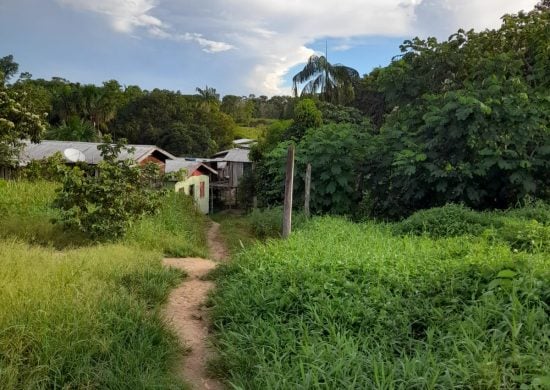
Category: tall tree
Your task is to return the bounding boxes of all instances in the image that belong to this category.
[292,51,359,105]
[0,55,19,84]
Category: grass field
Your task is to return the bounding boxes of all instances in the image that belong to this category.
[210,216,550,389]
[0,180,207,389]
[234,125,265,140]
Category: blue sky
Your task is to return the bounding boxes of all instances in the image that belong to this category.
[0,0,538,96]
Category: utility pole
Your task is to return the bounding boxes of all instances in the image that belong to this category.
[282,144,295,238]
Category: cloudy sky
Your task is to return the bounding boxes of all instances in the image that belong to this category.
[0,0,538,96]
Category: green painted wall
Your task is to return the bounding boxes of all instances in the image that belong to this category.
[174,175,210,214]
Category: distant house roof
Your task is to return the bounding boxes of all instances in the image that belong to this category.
[232,138,257,148]
[19,140,175,166]
[165,159,217,177]
[211,148,250,163]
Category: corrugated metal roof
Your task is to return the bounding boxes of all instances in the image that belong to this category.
[19,140,175,166]
[211,148,250,163]
[233,138,256,145]
[165,159,217,176]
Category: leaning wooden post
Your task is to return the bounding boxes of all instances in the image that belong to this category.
[304,163,311,218]
[282,144,295,238]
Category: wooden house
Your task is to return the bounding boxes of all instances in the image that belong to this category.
[209,148,252,206]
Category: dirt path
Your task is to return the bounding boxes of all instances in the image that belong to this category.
[163,222,228,390]
[207,222,229,261]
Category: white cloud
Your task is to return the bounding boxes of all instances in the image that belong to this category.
[57,0,233,53]
[57,0,539,95]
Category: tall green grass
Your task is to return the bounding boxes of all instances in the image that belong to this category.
[211,217,550,388]
[0,180,208,388]
[126,192,208,257]
[0,241,185,389]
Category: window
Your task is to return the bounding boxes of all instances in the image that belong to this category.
[188,184,195,198]
[200,181,205,198]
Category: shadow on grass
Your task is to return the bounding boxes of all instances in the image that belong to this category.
[0,215,92,249]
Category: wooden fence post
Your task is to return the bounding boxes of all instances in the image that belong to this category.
[304,163,311,218]
[282,144,295,238]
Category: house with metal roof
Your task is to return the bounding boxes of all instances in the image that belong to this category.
[165,159,217,214]
[0,140,176,180]
[18,140,175,171]
[209,148,252,207]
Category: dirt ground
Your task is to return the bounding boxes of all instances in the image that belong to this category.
[162,222,228,390]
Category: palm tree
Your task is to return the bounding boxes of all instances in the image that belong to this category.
[195,85,220,104]
[292,49,359,105]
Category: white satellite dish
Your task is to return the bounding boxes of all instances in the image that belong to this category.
[63,148,86,163]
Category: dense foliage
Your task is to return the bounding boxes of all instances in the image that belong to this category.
[211,217,550,388]
[0,72,46,166]
[356,5,550,216]
[251,4,549,217]
[111,89,234,156]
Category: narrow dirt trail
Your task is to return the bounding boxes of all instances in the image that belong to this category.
[163,222,228,390]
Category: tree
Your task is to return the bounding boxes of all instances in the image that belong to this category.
[0,55,19,84]
[0,84,47,166]
[286,98,322,140]
[292,54,359,105]
[46,116,98,142]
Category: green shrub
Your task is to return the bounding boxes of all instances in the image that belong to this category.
[394,204,499,237]
[505,200,550,225]
[19,152,71,181]
[210,217,550,389]
[394,203,550,252]
[0,180,207,256]
[499,219,550,252]
[54,138,165,241]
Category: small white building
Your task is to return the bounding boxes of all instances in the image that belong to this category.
[165,159,217,214]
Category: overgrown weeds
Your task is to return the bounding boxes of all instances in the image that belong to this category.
[210,217,550,389]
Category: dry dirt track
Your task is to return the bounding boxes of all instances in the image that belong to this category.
[163,222,228,390]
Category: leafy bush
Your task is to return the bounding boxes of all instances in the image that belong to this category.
[498,219,550,252]
[395,203,550,252]
[393,204,499,237]
[0,84,46,166]
[505,200,550,225]
[19,151,71,181]
[256,123,371,213]
[248,206,306,238]
[54,138,165,240]
[210,217,550,389]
